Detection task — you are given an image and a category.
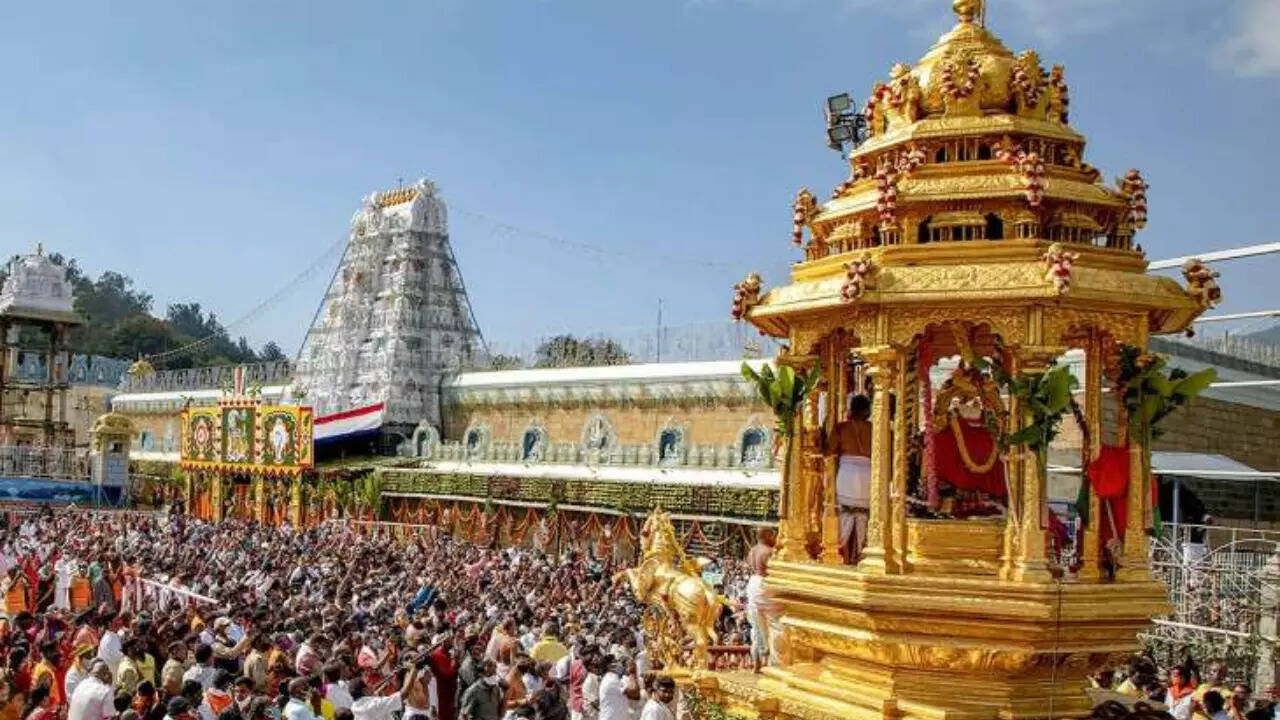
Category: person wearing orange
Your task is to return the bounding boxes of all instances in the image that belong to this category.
[3,569,29,617]
[29,644,62,709]
[1162,665,1197,720]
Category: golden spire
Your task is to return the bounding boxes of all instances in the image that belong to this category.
[952,0,983,25]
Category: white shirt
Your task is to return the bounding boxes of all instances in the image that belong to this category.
[68,676,116,720]
[97,631,124,674]
[581,674,601,720]
[598,673,629,720]
[351,692,403,720]
[326,682,354,711]
[183,663,216,690]
[639,698,674,720]
[64,666,87,700]
[283,698,318,720]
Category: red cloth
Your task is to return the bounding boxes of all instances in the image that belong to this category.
[1086,445,1158,551]
[1088,445,1131,552]
[427,647,458,720]
[1088,445,1130,499]
[931,420,1006,497]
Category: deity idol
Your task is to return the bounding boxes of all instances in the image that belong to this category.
[928,366,1006,516]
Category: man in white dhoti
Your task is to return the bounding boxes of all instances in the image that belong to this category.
[744,527,775,672]
[829,395,872,564]
[54,554,73,610]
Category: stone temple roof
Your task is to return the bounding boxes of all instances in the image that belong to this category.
[0,245,82,325]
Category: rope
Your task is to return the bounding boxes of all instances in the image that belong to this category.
[144,235,346,365]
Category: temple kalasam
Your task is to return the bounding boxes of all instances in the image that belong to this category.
[688,1,1220,718]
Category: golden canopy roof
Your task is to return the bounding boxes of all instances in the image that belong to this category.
[737,0,1216,344]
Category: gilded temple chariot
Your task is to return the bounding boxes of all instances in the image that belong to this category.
[685,1,1221,718]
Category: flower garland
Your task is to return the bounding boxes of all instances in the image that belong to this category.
[730,273,762,321]
[948,415,1000,473]
[995,141,1046,207]
[1010,61,1045,109]
[1041,243,1080,296]
[840,253,877,303]
[791,188,817,246]
[874,158,899,228]
[940,54,981,99]
[1119,169,1148,228]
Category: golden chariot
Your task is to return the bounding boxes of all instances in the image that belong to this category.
[626,2,1224,719]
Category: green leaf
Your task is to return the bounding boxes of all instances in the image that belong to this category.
[1045,368,1073,414]
[1172,368,1216,399]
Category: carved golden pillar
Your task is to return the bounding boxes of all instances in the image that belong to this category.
[892,350,911,572]
[290,476,303,527]
[182,470,194,516]
[211,473,224,522]
[1012,347,1060,583]
[253,474,266,524]
[1117,441,1151,581]
[775,420,808,562]
[818,340,843,564]
[859,346,899,575]
[1078,334,1104,581]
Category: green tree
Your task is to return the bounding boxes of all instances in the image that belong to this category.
[260,341,287,362]
[486,353,525,370]
[533,335,631,368]
[106,315,177,359]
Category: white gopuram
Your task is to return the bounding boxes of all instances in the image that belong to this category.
[293,179,484,444]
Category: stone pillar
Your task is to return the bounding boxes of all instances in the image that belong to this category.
[859,346,899,575]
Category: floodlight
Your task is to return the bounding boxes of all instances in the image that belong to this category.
[827,93,853,115]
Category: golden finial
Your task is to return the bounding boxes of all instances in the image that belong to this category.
[952,0,983,25]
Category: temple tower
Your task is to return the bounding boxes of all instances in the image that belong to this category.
[293,179,483,441]
[700,2,1220,718]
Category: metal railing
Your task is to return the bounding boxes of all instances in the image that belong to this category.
[116,361,293,393]
[0,446,90,482]
[1144,522,1280,686]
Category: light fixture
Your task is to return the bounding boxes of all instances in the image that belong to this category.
[824,91,867,155]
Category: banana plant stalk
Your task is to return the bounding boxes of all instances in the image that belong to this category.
[1115,346,1215,531]
[740,360,822,523]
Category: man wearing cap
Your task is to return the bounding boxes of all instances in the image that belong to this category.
[64,644,97,700]
[67,660,115,720]
[210,617,251,675]
[160,641,187,697]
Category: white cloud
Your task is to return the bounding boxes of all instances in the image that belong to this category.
[1214,0,1280,77]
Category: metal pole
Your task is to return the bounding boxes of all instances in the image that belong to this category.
[1148,242,1280,270]
[656,298,663,363]
[1172,475,1181,536]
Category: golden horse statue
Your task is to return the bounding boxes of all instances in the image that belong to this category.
[615,509,729,668]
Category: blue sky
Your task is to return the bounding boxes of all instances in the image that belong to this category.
[0,0,1276,356]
